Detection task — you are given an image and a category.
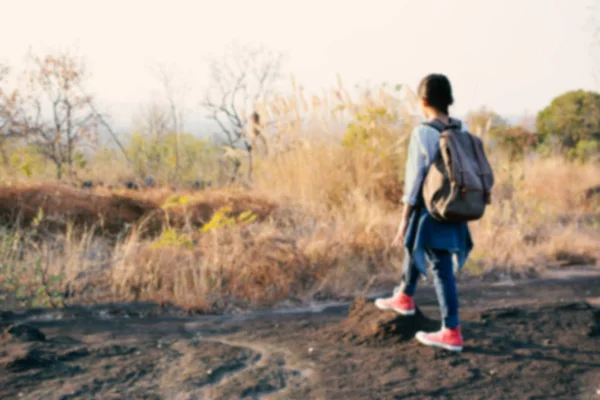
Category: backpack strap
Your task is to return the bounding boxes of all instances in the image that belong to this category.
[413,119,452,208]
[466,134,493,205]
[423,118,469,199]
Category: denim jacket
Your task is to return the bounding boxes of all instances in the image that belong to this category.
[402,119,470,206]
[401,118,474,276]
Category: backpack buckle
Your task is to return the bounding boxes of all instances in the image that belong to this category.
[484,191,491,204]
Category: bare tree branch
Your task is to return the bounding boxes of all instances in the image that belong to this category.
[0,63,38,167]
[146,63,191,181]
[19,49,104,180]
[202,42,285,183]
[77,86,130,164]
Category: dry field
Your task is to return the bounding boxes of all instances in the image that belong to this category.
[0,85,598,313]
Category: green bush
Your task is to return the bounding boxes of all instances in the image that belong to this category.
[8,144,47,178]
[489,125,540,161]
[126,132,221,183]
[569,140,600,163]
[342,104,408,178]
[336,94,411,206]
[465,107,508,137]
[537,90,600,160]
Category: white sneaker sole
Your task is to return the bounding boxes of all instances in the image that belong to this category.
[415,331,463,352]
[374,299,416,316]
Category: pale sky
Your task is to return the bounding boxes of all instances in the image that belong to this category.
[1,0,598,129]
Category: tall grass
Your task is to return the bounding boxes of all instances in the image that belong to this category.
[0,80,598,311]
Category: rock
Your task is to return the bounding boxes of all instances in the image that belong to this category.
[144,176,156,188]
[183,179,213,191]
[480,307,524,320]
[124,181,139,190]
[193,180,203,190]
[331,297,439,345]
[59,348,91,362]
[589,310,600,337]
[5,349,55,372]
[0,311,16,322]
[3,324,46,342]
[553,251,597,267]
[584,185,600,200]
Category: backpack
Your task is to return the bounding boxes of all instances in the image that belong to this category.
[420,118,494,223]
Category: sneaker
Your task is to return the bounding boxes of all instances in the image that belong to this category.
[415,326,463,352]
[374,289,416,316]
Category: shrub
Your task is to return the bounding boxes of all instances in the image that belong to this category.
[536,90,600,160]
[126,132,221,183]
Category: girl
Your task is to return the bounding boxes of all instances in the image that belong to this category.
[375,73,473,352]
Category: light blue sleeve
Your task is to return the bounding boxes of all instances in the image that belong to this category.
[401,126,427,206]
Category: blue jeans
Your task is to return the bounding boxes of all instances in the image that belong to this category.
[400,248,459,329]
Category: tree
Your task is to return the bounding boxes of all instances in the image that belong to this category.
[131,63,192,184]
[23,50,103,179]
[126,132,220,184]
[202,42,284,182]
[131,96,221,184]
[0,64,14,136]
[0,64,24,164]
[489,125,538,161]
[134,102,171,141]
[536,90,600,159]
[131,102,172,179]
[151,63,189,179]
[464,107,507,141]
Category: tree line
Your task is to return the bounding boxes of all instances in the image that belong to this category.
[1,45,598,186]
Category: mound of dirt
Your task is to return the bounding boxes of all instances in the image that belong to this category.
[0,183,157,234]
[330,297,439,345]
[0,183,278,236]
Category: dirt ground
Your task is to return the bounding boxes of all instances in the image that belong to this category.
[1,271,600,400]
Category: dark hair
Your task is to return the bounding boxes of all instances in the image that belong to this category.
[417,74,454,115]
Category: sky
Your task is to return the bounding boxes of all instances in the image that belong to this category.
[1,0,598,131]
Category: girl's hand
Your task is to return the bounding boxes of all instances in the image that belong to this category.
[392,203,414,247]
[392,221,408,247]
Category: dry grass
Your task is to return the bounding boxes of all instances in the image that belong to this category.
[0,182,400,311]
[467,157,600,275]
[0,183,277,236]
[0,82,599,312]
[0,158,598,311]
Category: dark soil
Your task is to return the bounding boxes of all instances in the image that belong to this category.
[1,274,600,399]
